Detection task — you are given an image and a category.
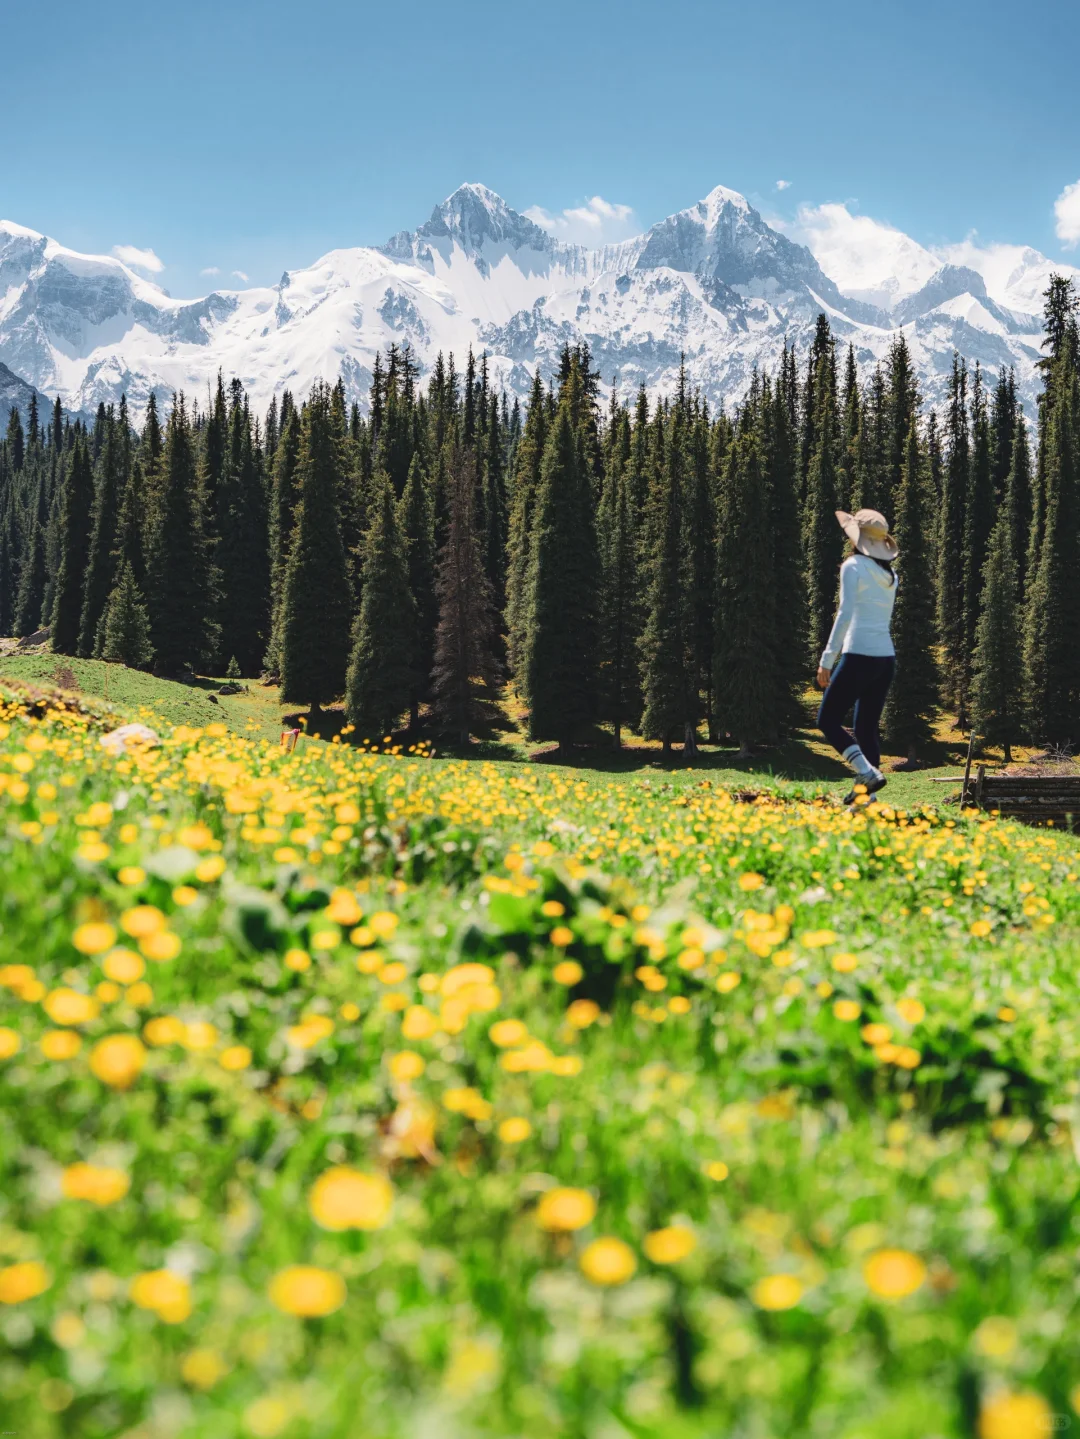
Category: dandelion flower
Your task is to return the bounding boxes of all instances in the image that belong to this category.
[536,1187,596,1232]
[643,1226,697,1264]
[308,1167,393,1231]
[268,1265,346,1317]
[862,1248,926,1299]
[579,1237,637,1286]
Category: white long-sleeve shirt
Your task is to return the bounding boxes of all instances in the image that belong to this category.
[820,555,896,668]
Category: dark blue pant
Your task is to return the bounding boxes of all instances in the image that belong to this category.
[817,654,895,768]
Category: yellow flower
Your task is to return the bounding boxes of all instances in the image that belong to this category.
[498,1117,532,1144]
[103,948,145,983]
[861,1022,892,1046]
[130,1269,192,1323]
[443,1086,492,1120]
[998,1006,1017,1022]
[181,1022,218,1051]
[0,1027,21,1059]
[540,900,565,917]
[284,948,312,972]
[831,952,858,973]
[862,1248,927,1299]
[118,866,146,886]
[388,1050,425,1082]
[172,885,198,907]
[549,926,574,947]
[144,1015,187,1046]
[72,922,117,955]
[140,930,181,962]
[800,930,837,949]
[400,1005,438,1040]
[194,855,226,882]
[738,872,764,891]
[535,1187,596,1232]
[978,1392,1053,1439]
[178,824,214,850]
[286,1015,334,1048]
[751,1274,803,1310]
[716,971,741,993]
[566,999,601,1029]
[552,960,584,985]
[643,1226,697,1264]
[268,1265,346,1317]
[0,1260,51,1304]
[89,1034,147,1089]
[368,911,399,939]
[896,997,925,1024]
[579,1237,637,1286]
[704,1161,729,1182]
[970,919,992,938]
[308,1167,394,1231]
[181,1347,229,1390]
[325,888,362,927]
[833,1000,861,1021]
[489,1018,528,1047]
[43,987,100,1026]
[973,1316,1019,1359]
[219,1045,252,1071]
[61,1162,130,1206]
[121,905,166,938]
[40,1029,81,1060]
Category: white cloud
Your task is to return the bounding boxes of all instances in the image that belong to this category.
[112,243,164,273]
[775,179,791,191]
[200,265,221,277]
[1054,179,1080,248]
[231,270,250,283]
[778,201,938,307]
[525,194,639,247]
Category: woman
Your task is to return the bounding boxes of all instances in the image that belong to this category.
[816,508,898,803]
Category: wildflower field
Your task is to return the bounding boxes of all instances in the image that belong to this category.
[3,689,1080,1439]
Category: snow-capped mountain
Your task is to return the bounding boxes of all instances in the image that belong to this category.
[0,184,1070,425]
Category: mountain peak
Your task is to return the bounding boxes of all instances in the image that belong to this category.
[382,183,556,262]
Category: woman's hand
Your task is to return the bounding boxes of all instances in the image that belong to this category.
[816,666,832,691]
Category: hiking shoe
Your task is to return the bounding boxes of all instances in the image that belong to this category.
[843,772,887,805]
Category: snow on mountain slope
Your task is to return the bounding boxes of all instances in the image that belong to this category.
[0,185,1069,425]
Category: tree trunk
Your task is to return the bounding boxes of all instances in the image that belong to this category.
[738,738,753,760]
[409,694,419,733]
[613,720,621,751]
[683,722,698,758]
[1004,739,1012,763]
[662,731,672,758]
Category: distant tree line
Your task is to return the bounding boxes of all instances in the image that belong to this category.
[2,277,1078,758]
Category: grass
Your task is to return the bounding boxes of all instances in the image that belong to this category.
[0,649,1011,812]
[2,681,1080,1437]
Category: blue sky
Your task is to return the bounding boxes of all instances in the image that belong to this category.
[7,0,1080,295]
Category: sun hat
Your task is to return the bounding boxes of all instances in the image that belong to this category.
[835,509,898,561]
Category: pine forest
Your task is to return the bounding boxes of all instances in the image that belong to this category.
[5,278,1080,762]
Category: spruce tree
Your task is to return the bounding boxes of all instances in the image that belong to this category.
[639,409,696,754]
[597,407,642,747]
[398,455,437,729]
[345,475,415,736]
[971,515,1023,761]
[883,421,939,760]
[762,374,806,729]
[937,355,970,720]
[50,440,94,654]
[521,369,600,753]
[432,442,499,744]
[14,478,46,636]
[99,562,155,670]
[264,404,301,676]
[145,395,219,675]
[1003,410,1033,600]
[803,367,842,666]
[714,430,776,755]
[280,383,352,718]
[77,405,126,655]
[217,388,270,674]
[505,371,547,676]
[962,365,995,668]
